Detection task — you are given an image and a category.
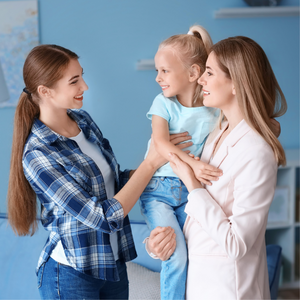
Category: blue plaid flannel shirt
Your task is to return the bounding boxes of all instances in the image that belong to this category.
[22,109,137,281]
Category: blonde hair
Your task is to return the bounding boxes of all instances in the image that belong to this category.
[158,25,213,104]
[7,44,79,236]
[211,36,287,166]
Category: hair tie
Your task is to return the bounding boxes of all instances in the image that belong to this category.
[187,31,194,36]
[23,87,30,95]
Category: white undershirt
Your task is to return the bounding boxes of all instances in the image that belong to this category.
[50,129,119,265]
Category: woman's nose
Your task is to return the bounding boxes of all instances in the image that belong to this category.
[82,79,89,91]
[198,74,205,86]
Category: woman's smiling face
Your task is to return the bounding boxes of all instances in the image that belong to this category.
[47,59,88,110]
[198,52,235,111]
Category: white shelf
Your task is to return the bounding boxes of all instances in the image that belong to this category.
[136,59,155,70]
[214,6,300,18]
[284,149,300,168]
[265,149,299,285]
[267,222,291,230]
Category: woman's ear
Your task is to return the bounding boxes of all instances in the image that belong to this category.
[37,85,51,98]
[189,64,201,83]
[232,84,236,95]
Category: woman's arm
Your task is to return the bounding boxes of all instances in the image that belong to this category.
[23,133,192,233]
[168,147,277,260]
[152,115,222,185]
[115,131,194,216]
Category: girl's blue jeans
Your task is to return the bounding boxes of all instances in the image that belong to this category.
[37,257,128,299]
[139,176,188,300]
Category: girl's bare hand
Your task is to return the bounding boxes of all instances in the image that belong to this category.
[191,159,222,186]
[146,132,193,169]
[169,153,203,192]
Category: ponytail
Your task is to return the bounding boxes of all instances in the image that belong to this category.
[7,92,39,235]
[189,24,213,55]
[188,25,213,104]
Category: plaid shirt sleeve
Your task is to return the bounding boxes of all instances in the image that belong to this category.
[118,168,131,190]
[23,149,124,233]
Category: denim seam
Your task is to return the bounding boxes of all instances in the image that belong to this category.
[37,263,45,289]
[57,262,61,299]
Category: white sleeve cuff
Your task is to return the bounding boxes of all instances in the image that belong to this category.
[143,237,160,259]
[188,188,204,200]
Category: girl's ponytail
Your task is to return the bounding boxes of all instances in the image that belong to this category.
[189,25,213,55]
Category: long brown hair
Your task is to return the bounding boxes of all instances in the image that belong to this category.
[7,44,79,236]
[159,24,213,104]
[211,36,287,166]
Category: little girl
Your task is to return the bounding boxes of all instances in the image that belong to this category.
[139,25,222,300]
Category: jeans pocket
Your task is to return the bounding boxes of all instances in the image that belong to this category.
[37,263,45,289]
[143,178,159,193]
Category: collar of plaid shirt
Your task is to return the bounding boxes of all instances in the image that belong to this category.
[22,109,136,281]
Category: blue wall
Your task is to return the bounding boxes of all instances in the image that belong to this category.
[0,0,299,220]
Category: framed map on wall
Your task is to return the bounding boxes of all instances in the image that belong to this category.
[0,0,39,108]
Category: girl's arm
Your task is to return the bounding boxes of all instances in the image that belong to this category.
[152,115,222,185]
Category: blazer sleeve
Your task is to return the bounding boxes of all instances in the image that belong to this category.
[185,144,277,260]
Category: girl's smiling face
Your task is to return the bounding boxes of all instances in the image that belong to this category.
[198,52,235,111]
[155,47,194,104]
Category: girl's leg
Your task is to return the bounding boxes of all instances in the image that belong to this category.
[140,178,188,300]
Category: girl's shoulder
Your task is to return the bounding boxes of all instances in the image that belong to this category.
[153,93,176,106]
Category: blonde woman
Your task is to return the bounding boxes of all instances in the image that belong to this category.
[149,36,286,299]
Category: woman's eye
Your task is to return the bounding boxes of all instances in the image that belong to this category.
[163,70,167,73]
[207,72,212,76]
[71,80,78,85]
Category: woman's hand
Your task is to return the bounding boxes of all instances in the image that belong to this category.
[147,226,176,261]
[146,132,193,170]
[169,152,203,192]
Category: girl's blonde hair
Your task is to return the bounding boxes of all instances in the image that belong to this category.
[158,25,213,104]
[211,36,287,166]
[7,44,79,236]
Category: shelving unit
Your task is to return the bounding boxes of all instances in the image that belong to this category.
[214,6,300,18]
[266,149,300,288]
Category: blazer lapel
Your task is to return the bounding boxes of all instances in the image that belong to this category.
[203,119,252,168]
[201,121,228,165]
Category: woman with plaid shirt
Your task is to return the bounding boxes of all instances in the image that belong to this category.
[7,44,190,300]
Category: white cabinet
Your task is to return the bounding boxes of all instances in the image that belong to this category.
[266,149,300,287]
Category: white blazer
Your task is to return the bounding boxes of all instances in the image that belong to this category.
[184,119,277,300]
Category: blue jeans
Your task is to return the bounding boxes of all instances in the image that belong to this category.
[140,177,188,300]
[37,257,128,300]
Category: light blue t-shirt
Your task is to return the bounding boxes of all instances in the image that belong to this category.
[145,93,219,177]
